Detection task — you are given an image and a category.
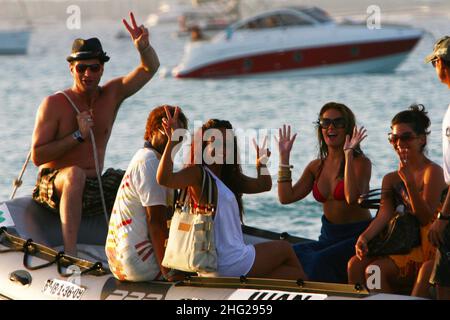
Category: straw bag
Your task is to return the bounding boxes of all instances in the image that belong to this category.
[162,167,217,273]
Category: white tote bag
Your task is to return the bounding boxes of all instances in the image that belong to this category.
[162,168,217,273]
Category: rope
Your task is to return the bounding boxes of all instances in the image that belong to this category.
[57,91,109,226]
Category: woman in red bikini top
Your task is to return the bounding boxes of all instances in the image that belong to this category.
[277,102,372,225]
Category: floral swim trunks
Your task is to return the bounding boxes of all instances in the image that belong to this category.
[32,167,125,216]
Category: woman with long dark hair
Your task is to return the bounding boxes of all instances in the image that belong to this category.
[277,102,372,283]
[157,107,306,279]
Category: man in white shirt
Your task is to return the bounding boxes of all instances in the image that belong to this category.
[105,105,188,282]
[425,36,450,299]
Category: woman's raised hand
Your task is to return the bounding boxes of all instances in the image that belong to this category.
[252,136,271,167]
[276,125,297,160]
[344,126,367,152]
[397,147,415,186]
[161,106,181,141]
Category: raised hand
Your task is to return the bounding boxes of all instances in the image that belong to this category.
[252,136,271,167]
[276,125,297,161]
[344,126,367,152]
[123,12,150,52]
[397,147,415,186]
[161,106,181,141]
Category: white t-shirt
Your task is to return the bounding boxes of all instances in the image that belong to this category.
[442,105,450,185]
[105,148,173,281]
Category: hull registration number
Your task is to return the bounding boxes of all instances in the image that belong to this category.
[42,279,86,300]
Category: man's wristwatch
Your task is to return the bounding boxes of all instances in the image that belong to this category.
[72,130,85,143]
[437,212,450,221]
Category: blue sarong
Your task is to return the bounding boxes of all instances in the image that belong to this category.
[293,215,371,283]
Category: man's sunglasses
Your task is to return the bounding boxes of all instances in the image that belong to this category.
[318,117,346,129]
[75,63,101,73]
[388,132,419,144]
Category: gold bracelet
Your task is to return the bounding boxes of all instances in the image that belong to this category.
[277,178,292,183]
[278,172,292,180]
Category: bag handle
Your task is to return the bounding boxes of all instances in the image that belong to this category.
[203,167,217,213]
[175,165,206,209]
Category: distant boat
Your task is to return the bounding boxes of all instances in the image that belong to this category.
[0,29,31,55]
[172,6,424,79]
[0,0,32,55]
[147,0,240,35]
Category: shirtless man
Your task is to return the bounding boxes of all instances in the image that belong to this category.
[31,13,160,256]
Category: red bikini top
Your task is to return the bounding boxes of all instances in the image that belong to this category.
[312,161,346,203]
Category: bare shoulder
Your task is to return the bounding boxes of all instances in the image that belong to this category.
[102,77,124,94]
[101,77,127,103]
[37,93,68,117]
[306,159,322,176]
[382,171,400,186]
[424,161,445,180]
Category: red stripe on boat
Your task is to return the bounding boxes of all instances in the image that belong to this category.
[176,37,420,78]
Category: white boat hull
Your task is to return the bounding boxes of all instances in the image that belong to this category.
[173,10,423,78]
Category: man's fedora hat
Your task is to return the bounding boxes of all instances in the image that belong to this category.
[66,38,110,63]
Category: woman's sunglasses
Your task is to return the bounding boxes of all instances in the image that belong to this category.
[388,132,419,144]
[75,63,101,73]
[318,117,346,129]
[431,59,438,68]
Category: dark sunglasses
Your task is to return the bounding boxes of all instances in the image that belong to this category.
[75,63,101,73]
[318,117,346,129]
[388,132,419,144]
[431,59,438,68]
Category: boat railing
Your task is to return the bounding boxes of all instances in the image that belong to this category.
[178,275,370,298]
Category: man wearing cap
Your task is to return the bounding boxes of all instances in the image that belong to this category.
[424,36,450,299]
[30,13,160,256]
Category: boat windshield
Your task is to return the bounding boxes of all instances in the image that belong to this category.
[236,12,313,31]
[295,7,332,24]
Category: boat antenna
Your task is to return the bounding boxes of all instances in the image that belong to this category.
[10,151,31,200]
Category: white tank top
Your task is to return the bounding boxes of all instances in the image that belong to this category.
[200,167,255,277]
